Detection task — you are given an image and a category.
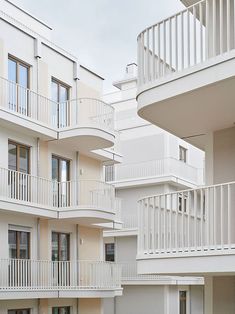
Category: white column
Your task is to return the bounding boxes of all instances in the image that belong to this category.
[205,132,214,185]
[204,276,213,314]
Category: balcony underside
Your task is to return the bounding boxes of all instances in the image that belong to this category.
[138,51,235,150]
[0,109,57,140]
[137,251,235,276]
[0,289,122,300]
[58,128,115,152]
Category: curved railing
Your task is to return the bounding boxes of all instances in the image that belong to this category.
[0,168,117,215]
[59,98,115,133]
[138,181,235,258]
[137,0,235,88]
[0,259,121,290]
[105,157,203,185]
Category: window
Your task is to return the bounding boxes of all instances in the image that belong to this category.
[178,194,188,212]
[105,243,115,262]
[52,155,70,206]
[179,146,187,163]
[52,232,70,261]
[52,307,70,314]
[8,56,30,115]
[8,229,30,259]
[179,291,187,314]
[8,141,30,174]
[9,309,30,314]
[51,79,69,127]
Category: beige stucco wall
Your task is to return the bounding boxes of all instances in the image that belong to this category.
[213,276,235,314]
[79,154,102,180]
[79,299,101,314]
[213,127,235,184]
[79,226,102,260]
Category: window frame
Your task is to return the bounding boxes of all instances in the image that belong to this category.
[105,243,115,262]
[8,228,31,259]
[179,145,187,163]
[51,231,70,261]
[8,55,30,88]
[52,307,70,314]
[8,309,31,314]
[178,287,190,314]
[8,140,30,174]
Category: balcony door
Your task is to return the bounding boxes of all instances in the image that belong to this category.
[52,155,70,207]
[52,232,70,286]
[8,141,30,201]
[8,56,29,116]
[51,79,69,128]
[8,229,30,287]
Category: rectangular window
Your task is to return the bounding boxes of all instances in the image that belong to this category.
[179,146,187,163]
[8,141,30,174]
[52,307,70,314]
[51,79,69,127]
[8,229,30,259]
[52,232,70,261]
[179,291,187,314]
[178,194,188,212]
[9,309,30,314]
[8,56,30,115]
[105,243,115,262]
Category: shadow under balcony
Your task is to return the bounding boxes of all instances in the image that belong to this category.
[0,259,122,299]
[137,181,235,276]
[0,168,121,226]
[137,0,235,149]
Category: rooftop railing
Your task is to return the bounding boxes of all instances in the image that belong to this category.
[138,0,235,88]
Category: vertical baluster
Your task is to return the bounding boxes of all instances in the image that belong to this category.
[187,191,190,251]
[181,11,184,70]
[221,185,224,249]
[228,184,231,248]
[146,28,150,82]
[206,0,210,59]
[213,0,217,56]
[200,189,204,250]
[227,0,231,52]
[175,14,178,71]
[169,18,172,69]
[193,5,197,64]
[157,23,161,78]
[187,9,191,67]
[213,186,217,249]
[199,2,204,62]
[220,0,224,54]
[152,25,156,80]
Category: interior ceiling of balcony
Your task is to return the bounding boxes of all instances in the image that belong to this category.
[138,76,235,151]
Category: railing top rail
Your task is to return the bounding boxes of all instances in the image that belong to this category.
[1,258,119,264]
[137,0,205,38]
[60,97,114,111]
[138,180,235,203]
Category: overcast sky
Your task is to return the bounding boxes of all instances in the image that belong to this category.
[12,0,183,92]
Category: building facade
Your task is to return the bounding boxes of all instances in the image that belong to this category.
[136,0,235,313]
[0,1,122,314]
[103,64,204,314]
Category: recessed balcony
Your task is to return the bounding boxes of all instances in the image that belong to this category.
[0,167,120,225]
[0,77,115,150]
[137,0,235,149]
[0,259,122,299]
[137,181,235,276]
[105,157,203,188]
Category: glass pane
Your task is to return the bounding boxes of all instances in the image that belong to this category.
[19,310,30,314]
[8,143,17,171]
[60,307,70,314]
[180,291,187,314]
[51,81,59,127]
[59,85,68,128]
[19,65,28,88]
[52,308,59,314]
[105,243,115,262]
[60,234,69,261]
[18,65,28,115]
[52,157,59,181]
[8,59,17,82]
[8,230,17,259]
[19,231,29,259]
[52,232,59,261]
[60,160,69,182]
[19,146,29,174]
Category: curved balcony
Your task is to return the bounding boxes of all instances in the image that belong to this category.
[137,181,235,276]
[137,0,235,149]
[0,77,115,150]
[57,98,115,151]
[0,168,120,225]
[0,259,122,299]
[105,157,203,187]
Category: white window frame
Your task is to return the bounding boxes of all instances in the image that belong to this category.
[178,286,190,314]
[179,146,187,163]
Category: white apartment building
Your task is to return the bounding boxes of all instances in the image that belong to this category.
[136,0,235,313]
[103,64,205,314]
[0,1,122,314]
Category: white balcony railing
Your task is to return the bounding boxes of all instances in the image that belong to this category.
[105,157,203,185]
[138,181,235,258]
[138,0,235,88]
[121,211,138,229]
[0,77,57,127]
[58,98,114,132]
[0,77,115,133]
[0,168,118,216]
[0,259,121,290]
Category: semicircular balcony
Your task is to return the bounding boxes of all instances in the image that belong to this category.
[137,181,235,276]
[57,98,116,152]
[0,167,121,226]
[137,0,235,149]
